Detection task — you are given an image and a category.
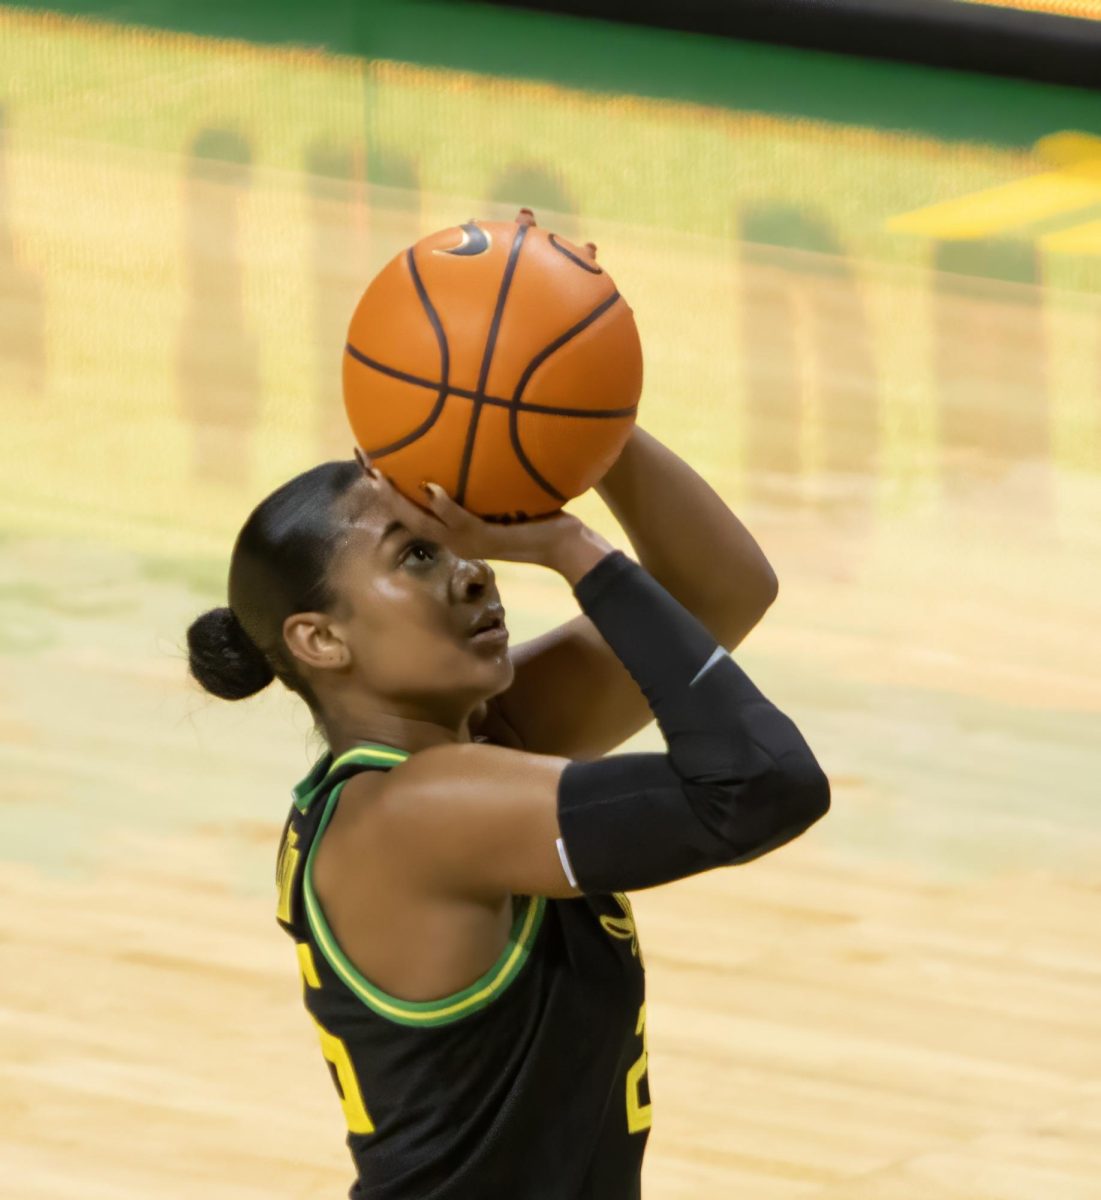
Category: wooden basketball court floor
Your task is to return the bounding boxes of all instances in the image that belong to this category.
[2,53,1100,1200]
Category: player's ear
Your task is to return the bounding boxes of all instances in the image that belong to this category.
[283,613,351,673]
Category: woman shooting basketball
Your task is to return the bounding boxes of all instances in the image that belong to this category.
[185,425,829,1199]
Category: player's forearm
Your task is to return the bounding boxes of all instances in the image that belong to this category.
[595,426,778,645]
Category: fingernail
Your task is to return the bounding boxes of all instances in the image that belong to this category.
[420,480,433,495]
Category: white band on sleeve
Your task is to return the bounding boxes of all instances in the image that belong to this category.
[555,836,579,889]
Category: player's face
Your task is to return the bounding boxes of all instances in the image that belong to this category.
[323,476,514,717]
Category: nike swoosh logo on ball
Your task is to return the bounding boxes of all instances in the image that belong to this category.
[435,222,491,257]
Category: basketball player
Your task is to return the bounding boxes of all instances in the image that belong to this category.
[185,428,830,1199]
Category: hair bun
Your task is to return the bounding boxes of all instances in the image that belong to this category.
[186,606,275,700]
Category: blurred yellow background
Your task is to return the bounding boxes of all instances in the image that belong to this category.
[1,6,1098,1197]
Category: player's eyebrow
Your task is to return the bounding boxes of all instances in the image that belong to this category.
[379,519,409,547]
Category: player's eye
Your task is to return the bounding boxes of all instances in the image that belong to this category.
[402,539,437,566]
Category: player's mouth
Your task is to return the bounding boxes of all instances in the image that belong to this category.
[469,622,508,645]
[467,606,508,646]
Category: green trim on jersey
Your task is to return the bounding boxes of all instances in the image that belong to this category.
[292,741,412,813]
[300,749,548,1028]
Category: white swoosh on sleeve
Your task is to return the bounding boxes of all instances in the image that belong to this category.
[689,646,728,688]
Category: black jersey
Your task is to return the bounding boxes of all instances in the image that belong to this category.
[275,740,653,1200]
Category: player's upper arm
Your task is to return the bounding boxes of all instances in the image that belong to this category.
[374,742,581,903]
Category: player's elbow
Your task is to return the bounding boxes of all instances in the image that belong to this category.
[699,752,830,863]
[775,752,831,833]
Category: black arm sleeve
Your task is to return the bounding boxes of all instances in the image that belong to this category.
[555,550,829,894]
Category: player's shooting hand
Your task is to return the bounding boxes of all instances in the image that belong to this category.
[355,448,585,568]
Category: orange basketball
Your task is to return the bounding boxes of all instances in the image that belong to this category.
[342,209,642,522]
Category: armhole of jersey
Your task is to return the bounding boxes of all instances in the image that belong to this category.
[302,778,548,1029]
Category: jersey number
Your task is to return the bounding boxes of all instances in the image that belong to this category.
[626,1001,653,1134]
[296,954,650,1139]
[280,822,375,1135]
[296,942,376,1135]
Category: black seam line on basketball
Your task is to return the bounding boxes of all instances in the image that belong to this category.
[506,290,624,503]
[407,247,450,395]
[353,252,451,461]
[392,248,452,448]
[456,222,529,507]
[549,233,603,275]
[344,343,636,419]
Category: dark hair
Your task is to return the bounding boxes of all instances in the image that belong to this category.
[186,459,363,706]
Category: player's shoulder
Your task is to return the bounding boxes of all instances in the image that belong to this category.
[316,744,512,894]
[339,746,470,826]
[357,739,534,838]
